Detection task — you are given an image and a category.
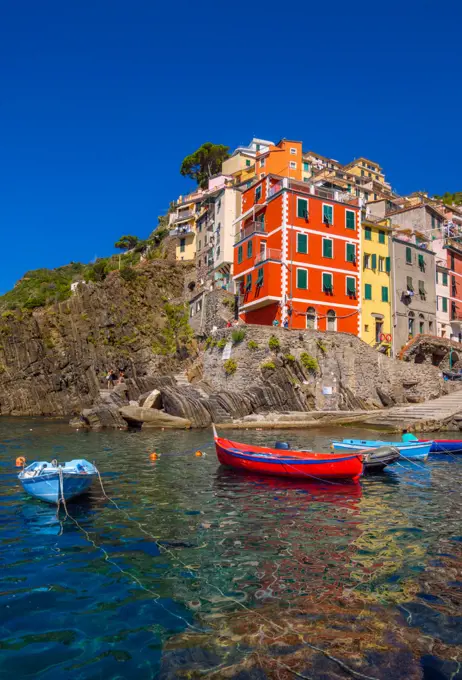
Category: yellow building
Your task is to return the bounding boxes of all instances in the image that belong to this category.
[222,151,256,185]
[168,193,203,261]
[361,218,393,352]
[343,157,389,188]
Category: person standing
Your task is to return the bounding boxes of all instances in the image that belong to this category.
[106,369,114,389]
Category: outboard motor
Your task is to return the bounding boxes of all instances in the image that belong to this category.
[275,441,290,450]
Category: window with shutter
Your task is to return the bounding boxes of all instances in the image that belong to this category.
[322,273,333,292]
[247,240,253,258]
[346,243,356,262]
[255,186,262,202]
[418,253,425,271]
[245,274,252,291]
[371,254,377,269]
[386,256,391,273]
[442,272,448,286]
[406,247,412,264]
[346,277,356,295]
[297,269,308,289]
[381,286,389,302]
[419,281,426,297]
[238,246,243,264]
[378,231,386,244]
[297,233,308,254]
[365,227,372,241]
[297,198,308,219]
[323,204,333,225]
[323,238,333,258]
[346,210,355,230]
[365,284,372,300]
[364,253,370,269]
[442,297,448,312]
[256,268,264,286]
[407,276,414,291]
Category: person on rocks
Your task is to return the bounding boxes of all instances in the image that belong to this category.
[106,369,116,389]
[117,371,125,384]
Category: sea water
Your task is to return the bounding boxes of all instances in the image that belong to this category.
[0,418,461,679]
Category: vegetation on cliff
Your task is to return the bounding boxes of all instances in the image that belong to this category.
[433,191,462,206]
[180,142,230,189]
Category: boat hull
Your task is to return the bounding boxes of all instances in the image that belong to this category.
[215,438,363,483]
[19,472,95,504]
[420,439,462,454]
[332,439,431,461]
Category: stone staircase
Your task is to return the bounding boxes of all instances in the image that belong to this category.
[174,372,210,399]
[363,388,462,431]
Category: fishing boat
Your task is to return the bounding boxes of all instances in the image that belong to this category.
[213,426,364,483]
[331,439,432,461]
[419,439,462,454]
[18,459,97,504]
[361,446,401,472]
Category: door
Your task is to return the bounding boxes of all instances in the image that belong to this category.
[375,321,383,343]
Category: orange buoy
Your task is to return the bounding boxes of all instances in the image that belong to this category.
[195,451,203,457]
[16,456,26,468]
[149,452,158,461]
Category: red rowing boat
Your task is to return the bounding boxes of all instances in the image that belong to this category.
[213,426,363,483]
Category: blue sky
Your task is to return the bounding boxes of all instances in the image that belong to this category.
[1,0,461,293]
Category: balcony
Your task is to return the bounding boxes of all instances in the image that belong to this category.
[173,210,195,224]
[254,248,282,265]
[235,221,266,244]
[169,224,194,237]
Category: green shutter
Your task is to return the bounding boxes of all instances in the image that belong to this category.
[406,247,412,263]
[386,256,391,273]
[238,246,243,263]
[418,253,425,270]
[322,273,332,292]
[247,240,253,258]
[442,297,448,312]
[365,284,372,300]
[346,211,355,229]
[346,277,356,294]
[323,239,333,258]
[378,230,386,244]
[365,227,372,241]
[245,273,252,291]
[442,272,448,285]
[381,286,389,302]
[297,269,308,289]
[303,162,309,172]
[346,243,356,262]
[323,205,333,224]
[246,159,251,167]
[406,276,413,291]
[297,233,308,254]
[371,254,377,269]
[256,268,264,286]
[297,198,308,218]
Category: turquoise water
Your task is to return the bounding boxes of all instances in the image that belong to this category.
[0,418,461,679]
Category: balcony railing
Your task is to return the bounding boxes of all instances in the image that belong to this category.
[235,221,266,243]
[254,248,282,265]
[169,224,194,237]
[173,210,195,223]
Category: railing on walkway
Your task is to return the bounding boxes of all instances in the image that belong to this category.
[235,221,266,243]
[254,248,282,265]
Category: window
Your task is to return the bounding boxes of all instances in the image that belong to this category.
[247,240,253,259]
[297,233,308,254]
[346,210,355,230]
[245,159,251,167]
[327,309,336,331]
[256,268,264,286]
[289,161,297,169]
[381,286,389,302]
[297,198,308,219]
[406,247,412,264]
[198,258,201,268]
[408,312,415,337]
[442,297,448,312]
[419,280,426,298]
[379,256,385,272]
[406,276,414,292]
[180,238,186,253]
[346,276,356,296]
[431,215,436,229]
[256,144,260,151]
[323,204,333,225]
[378,230,386,244]
[365,283,372,300]
[322,273,333,293]
[451,253,455,270]
[364,226,372,241]
[198,240,202,250]
[364,253,371,269]
[364,324,369,332]
[418,253,425,271]
[245,273,252,291]
[371,254,377,270]
[306,307,316,329]
[346,243,356,263]
[296,268,308,289]
[260,157,266,168]
[361,169,365,177]
[246,181,252,188]
[322,238,333,258]
[419,314,424,334]
[290,148,297,155]
[237,245,243,264]
[429,320,433,332]
[303,162,309,172]
[442,272,448,286]
[255,185,262,202]
[386,256,391,273]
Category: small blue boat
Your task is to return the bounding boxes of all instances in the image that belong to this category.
[18,459,97,504]
[331,439,432,461]
[419,439,462,454]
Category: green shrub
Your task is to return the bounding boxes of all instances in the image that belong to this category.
[222,298,235,309]
[224,358,237,375]
[231,328,246,344]
[204,336,213,349]
[300,352,319,374]
[1,311,15,319]
[120,267,138,282]
[316,340,327,353]
[268,335,280,351]
[247,340,259,350]
[217,338,227,349]
[285,353,295,362]
[261,360,276,370]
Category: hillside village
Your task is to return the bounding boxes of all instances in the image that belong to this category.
[167,137,462,358]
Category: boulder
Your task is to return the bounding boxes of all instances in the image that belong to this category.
[81,405,128,430]
[160,386,212,427]
[141,388,162,409]
[119,405,191,429]
[69,415,89,429]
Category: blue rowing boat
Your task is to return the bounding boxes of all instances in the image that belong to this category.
[419,439,462,454]
[18,459,97,504]
[331,439,432,461]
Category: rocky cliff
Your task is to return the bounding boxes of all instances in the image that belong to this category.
[0,260,195,416]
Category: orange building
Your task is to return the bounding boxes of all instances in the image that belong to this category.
[233,174,361,334]
[254,139,303,182]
